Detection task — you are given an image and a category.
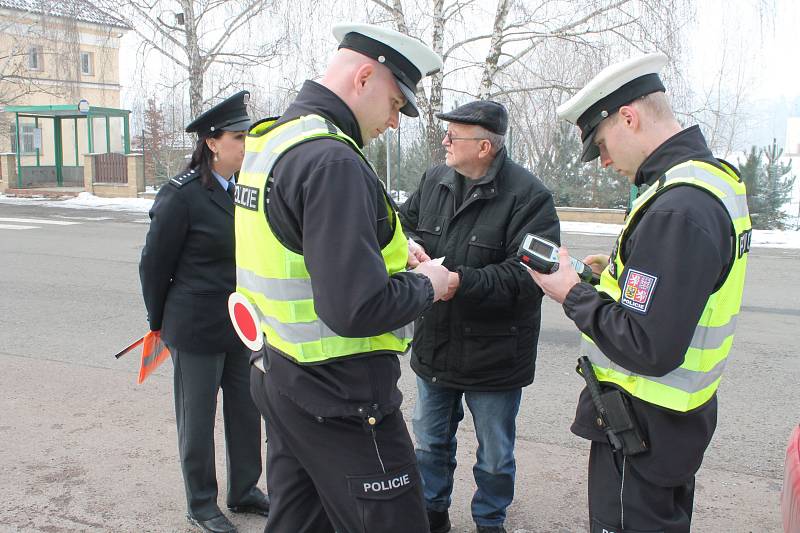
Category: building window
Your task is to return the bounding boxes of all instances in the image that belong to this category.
[10,124,37,154]
[80,51,94,76]
[27,46,43,70]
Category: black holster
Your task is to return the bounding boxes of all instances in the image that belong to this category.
[577,357,648,456]
[597,388,648,456]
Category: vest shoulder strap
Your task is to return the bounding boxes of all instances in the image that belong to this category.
[714,158,743,181]
[255,114,370,175]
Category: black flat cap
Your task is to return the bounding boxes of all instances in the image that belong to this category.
[436,100,508,135]
[185,90,252,136]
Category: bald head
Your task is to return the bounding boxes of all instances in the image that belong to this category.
[320,48,406,144]
[320,49,367,93]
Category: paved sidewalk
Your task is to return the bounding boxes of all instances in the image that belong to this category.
[0,352,782,532]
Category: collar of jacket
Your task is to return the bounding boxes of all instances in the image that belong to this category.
[279,80,365,148]
[207,173,234,215]
[439,146,507,195]
[634,125,717,187]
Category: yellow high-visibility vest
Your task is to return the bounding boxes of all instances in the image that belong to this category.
[234,114,413,364]
[581,160,751,412]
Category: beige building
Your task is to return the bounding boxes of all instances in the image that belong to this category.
[0,0,135,192]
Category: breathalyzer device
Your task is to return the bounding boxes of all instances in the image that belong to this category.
[516,234,599,284]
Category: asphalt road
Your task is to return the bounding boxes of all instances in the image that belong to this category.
[0,200,797,532]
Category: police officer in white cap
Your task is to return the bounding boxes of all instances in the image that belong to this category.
[235,22,450,533]
[527,53,751,532]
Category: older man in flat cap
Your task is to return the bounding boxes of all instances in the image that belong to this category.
[234,22,451,533]
[399,100,559,533]
[528,53,750,533]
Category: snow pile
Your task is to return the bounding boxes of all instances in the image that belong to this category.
[0,192,154,213]
[562,221,800,249]
[2,193,799,248]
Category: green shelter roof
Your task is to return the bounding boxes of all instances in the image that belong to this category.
[3,104,131,118]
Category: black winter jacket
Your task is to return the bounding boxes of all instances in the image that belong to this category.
[399,149,560,390]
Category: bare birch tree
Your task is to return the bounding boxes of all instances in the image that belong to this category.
[369,0,689,163]
[94,0,286,117]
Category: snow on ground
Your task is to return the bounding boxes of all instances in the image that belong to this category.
[561,221,800,249]
[560,221,622,236]
[0,192,154,213]
[2,193,799,249]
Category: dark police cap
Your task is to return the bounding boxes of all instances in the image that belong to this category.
[557,53,667,162]
[435,100,508,135]
[185,90,252,136]
[332,23,442,118]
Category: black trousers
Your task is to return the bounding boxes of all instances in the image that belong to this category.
[588,441,694,533]
[172,347,264,520]
[250,365,429,533]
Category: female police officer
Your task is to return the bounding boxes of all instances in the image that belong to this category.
[139,91,268,533]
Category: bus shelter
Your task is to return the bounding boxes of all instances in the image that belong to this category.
[4,103,131,189]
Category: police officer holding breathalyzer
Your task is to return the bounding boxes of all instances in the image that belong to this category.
[528,53,750,533]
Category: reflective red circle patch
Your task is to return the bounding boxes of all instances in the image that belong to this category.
[234,302,257,342]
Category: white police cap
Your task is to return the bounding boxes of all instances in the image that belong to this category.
[332,22,443,118]
[557,53,668,162]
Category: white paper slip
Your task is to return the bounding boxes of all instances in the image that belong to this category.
[431,256,445,265]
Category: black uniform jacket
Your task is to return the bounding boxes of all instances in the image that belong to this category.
[253,80,433,420]
[139,169,245,354]
[565,126,734,486]
[399,151,560,390]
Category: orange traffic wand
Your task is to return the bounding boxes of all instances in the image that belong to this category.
[114,331,171,384]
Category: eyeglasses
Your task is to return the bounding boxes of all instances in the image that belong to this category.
[444,130,486,144]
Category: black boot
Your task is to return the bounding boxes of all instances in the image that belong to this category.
[476,525,506,533]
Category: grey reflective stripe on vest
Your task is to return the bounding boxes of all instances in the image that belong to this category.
[240,115,412,350]
[664,164,749,220]
[581,339,728,394]
[689,315,738,350]
[238,267,312,301]
[238,268,414,345]
[580,316,738,391]
[261,311,413,346]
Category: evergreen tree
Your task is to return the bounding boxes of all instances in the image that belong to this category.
[366,129,438,204]
[739,141,795,229]
[396,134,433,198]
[535,122,589,207]
[364,133,388,185]
[738,146,765,221]
[762,139,795,229]
[589,164,632,209]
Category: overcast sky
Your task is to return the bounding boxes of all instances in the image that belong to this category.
[686,0,799,149]
[119,0,800,151]
[688,0,797,97]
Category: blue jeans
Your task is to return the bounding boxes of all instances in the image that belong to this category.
[412,376,522,527]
